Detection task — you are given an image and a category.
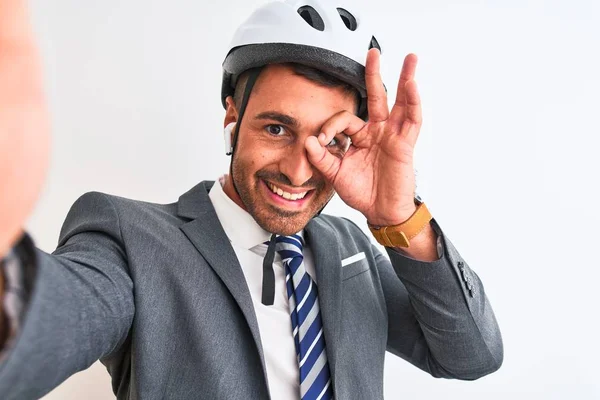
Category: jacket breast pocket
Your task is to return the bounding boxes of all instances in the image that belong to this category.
[341,252,369,281]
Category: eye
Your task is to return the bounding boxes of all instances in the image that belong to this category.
[324,133,352,158]
[266,125,286,136]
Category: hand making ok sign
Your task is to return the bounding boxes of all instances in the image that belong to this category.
[305,48,422,227]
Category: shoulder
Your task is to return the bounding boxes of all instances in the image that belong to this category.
[62,191,180,237]
[71,191,178,218]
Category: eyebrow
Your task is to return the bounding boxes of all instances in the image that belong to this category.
[254,111,300,129]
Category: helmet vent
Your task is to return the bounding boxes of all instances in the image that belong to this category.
[369,36,382,53]
[336,8,357,31]
[297,6,325,31]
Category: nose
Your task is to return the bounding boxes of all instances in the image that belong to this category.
[278,142,314,187]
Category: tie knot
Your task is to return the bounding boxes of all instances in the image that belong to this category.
[277,234,304,247]
[271,234,304,261]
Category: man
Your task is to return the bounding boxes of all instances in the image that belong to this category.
[0,0,503,399]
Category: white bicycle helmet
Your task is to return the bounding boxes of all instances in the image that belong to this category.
[221,0,384,120]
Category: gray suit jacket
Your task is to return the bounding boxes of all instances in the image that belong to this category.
[0,181,502,399]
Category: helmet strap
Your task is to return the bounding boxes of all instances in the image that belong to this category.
[228,67,263,199]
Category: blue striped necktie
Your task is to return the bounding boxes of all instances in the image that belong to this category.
[275,234,333,400]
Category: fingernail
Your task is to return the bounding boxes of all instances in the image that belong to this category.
[319,133,326,143]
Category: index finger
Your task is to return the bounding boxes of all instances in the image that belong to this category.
[365,48,389,122]
[319,110,367,146]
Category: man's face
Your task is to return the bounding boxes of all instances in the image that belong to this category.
[225,64,358,235]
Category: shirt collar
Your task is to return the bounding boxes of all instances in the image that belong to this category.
[209,175,306,250]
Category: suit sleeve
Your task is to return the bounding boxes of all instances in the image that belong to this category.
[0,192,135,399]
[378,218,503,380]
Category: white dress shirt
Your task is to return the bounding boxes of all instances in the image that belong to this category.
[208,176,318,399]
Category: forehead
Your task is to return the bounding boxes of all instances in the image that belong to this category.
[247,64,357,124]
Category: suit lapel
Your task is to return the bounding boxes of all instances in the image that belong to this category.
[305,217,343,383]
[177,181,269,389]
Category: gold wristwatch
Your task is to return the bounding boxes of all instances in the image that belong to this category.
[368,195,432,248]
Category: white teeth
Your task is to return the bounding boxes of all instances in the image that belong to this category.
[267,182,308,201]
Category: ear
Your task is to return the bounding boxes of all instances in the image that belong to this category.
[223,96,239,155]
[224,96,238,128]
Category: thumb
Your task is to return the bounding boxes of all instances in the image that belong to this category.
[305,136,341,183]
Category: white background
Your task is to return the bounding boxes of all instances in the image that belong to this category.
[19,0,600,398]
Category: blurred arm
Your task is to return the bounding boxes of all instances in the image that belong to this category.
[0,193,135,400]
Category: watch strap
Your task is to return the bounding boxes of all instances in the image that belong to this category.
[368,202,432,248]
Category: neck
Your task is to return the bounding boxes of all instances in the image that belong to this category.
[221,174,248,212]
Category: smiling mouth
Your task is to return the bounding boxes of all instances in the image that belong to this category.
[265,181,310,201]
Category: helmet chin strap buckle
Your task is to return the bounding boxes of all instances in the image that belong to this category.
[224,122,236,155]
